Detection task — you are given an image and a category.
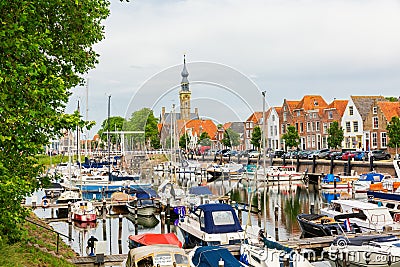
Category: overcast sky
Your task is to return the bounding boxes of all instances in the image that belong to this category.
[66,0,400,139]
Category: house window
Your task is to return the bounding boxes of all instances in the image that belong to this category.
[272,115,275,121]
[281,125,286,134]
[270,126,273,135]
[307,136,311,148]
[373,117,378,129]
[372,132,377,147]
[311,135,315,148]
[349,106,353,115]
[353,121,358,132]
[316,121,320,132]
[346,137,351,148]
[307,122,311,132]
[381,132,387,148]
[283,112,287,122]
[312,122,315,132]
[283,106,287,111]
[274,126,277,136]
[300,122,304,133]
[295,123,299,132]
[323,123,328,134]
[346,122,351,132]
[373,107,377,114]
[313,113,317,119]
[328,111,333,119]
[297,111,300,117]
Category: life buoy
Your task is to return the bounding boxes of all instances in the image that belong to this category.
[41,198,50,208]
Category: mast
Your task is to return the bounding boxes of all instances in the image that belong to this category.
[107,95,111,183]
[85,79,89,157]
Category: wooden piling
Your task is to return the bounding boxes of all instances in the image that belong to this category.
[274,205,279,241]
[67,201,72,223]
[166,198,171,233]
[134,199,138,235]
[118,214,123,254]
[102,199,107,221]
[160,211,166,234]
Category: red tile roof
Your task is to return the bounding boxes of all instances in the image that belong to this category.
[176,119,218,140]
[327,99,348,117]
[295,95,328,110]
[378,101,400,121]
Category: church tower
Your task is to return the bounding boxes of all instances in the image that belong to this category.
[179,55,191,121]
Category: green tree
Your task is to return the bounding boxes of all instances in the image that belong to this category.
[281,125,300,150]
[386,97,399,102]
[327,121,344,149]
[0,1,109,242]
[97,116,126,145]
[387,116,400,153]
[126,108,160,149]
[179,133,190,149]
[221,128,240,147]
[250,126,262,150]
[199,132,211,146]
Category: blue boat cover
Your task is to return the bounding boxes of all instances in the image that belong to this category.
[322,174,341,183]
[191,246,243,267]
[196,203,242,234]
[133,187,158,199]
[189,186,212,195]
[359,172,384,182]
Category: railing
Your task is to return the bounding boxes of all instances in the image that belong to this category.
[26,217,73,254]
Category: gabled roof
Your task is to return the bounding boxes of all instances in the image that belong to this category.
[295,95,328,110]
[378,101,400,121]
[176,119,218,140]
[326,99,348,117]
[223,121,245,134]
[351,95,385,121]
[286,100,300,112]
[274,106,282,116]
[246,112,263,123]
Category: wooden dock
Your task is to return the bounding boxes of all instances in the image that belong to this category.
[71,254,127,266]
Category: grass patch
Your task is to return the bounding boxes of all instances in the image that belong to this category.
[0,213,77,267]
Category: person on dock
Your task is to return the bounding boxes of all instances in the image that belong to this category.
[87,235,98,256]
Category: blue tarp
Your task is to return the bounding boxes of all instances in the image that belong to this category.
[191,246,243,267]
[189,186,213,195]
[195,203,242,234]
[322,174,341,183]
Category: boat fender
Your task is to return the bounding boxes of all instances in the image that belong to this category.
[388,253,392,266]
[41,198,50,208]
[365,252,371,264]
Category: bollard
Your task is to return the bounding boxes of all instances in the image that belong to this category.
[218,258,225,267]
[102,218,107,241]
[160,211,166,234]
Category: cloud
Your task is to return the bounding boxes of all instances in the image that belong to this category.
[66,0,400,138]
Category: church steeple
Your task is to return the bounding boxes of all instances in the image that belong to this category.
[179,54,191,121]
[181,54,189,91]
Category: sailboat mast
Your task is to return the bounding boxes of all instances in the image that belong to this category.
[85,79,89,157]
[107,95,111,183]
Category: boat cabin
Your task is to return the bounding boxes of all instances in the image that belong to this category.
[125,245,189,267]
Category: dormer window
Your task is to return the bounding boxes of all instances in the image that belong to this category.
[373,107,377,114]
[283,106,287,111]
[349,106,354,116]
[314,100,318,106]
[328,111,333,119]
[272,115,275,122]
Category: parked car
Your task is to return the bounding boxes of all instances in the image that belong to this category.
[353,151,367,161]
[224,150,238,156]
[370,150,391,160]
[317,148,331,159]
[282,150,298,159]
[239,149,255,157]
[341,151,356,161]
[271,149,285,158]
[216,149,230,156]
[249,150,261,158]
[298,150,312,159]
[326,151,343,160]
[307,150,319,159]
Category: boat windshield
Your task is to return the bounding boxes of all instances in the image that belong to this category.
[212,211,235,225]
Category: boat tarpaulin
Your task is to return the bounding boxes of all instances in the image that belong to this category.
[128,233,182,248]
[191,246,243,267]
[189,186,212,195]
[197,203,243,234]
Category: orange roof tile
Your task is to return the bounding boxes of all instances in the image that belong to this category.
[223,122,232,130]
[274,107,282,116]
[327,99,348,117]
[378,102,400,121]
[176,119,218,140]
[295,95,328,110]
[286,101,300,111]
[246,112,263,123]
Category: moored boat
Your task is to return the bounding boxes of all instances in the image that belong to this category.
[297,213,361,238]
[71,200,97,222]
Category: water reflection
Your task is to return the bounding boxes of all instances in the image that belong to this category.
[27,175,368,256]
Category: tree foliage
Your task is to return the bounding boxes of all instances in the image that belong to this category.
[281,125,300,150]
[199,132,211,146]
[0,0,109,243]
[126,108,160,149]
[221,128,240,147]
[250,126,262,150]
[327,121,344,149]
[179,133,189,149]
[97,116,126,145]
[387,116,400,149]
